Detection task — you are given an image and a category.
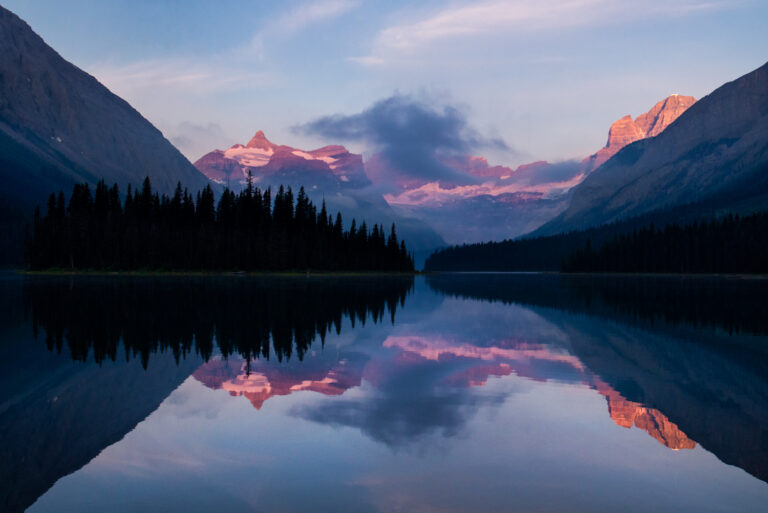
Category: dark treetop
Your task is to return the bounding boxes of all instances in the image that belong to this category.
[25,176,414,272]
[425,211,768,274]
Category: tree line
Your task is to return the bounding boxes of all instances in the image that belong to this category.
[25,176,414,272]
[563,213,768,273]
[425,212,768,274]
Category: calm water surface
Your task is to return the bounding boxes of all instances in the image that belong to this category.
[1,273,767,512]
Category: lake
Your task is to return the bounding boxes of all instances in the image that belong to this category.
[1,272,767,512]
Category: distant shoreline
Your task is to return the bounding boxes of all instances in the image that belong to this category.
[10,269,768,280]
[17,269,421,277]
[425,271,768,279]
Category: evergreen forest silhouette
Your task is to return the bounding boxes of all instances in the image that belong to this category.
[425,212,768,274]
[25,177,414,272]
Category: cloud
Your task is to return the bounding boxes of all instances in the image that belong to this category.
[295,94,510,186]
[352,0,735,65]
[89,58,272,95]
[272,0,358,34]
[250,0,358,58]
[90,1,358,93]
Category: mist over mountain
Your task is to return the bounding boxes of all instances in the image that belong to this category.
[196,91,699,249]
[334,93,694,244]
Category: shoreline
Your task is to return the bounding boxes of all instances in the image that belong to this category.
[16,269,422,277]
[10,269,768,279]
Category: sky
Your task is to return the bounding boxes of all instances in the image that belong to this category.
[4,0,767,166]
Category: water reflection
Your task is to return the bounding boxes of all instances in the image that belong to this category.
[5,275,412,513]
[24,275,413,364]
[427,273,768,335]
[2,273,767,513]
[427,273,768,478]
[193,351,369,410]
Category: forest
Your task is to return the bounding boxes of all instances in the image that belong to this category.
[25,176,414,272]
[562,213,768,273]
[425,212,768,274]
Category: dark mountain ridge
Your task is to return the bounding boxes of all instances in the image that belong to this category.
[0,6,212,264]
[536,61,768,235]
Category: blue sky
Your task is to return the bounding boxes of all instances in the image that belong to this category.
[5,0,767,164]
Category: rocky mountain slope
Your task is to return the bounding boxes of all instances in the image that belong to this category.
[537,62,768,235]
[0,5,212,263]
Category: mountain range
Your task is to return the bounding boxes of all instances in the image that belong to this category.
[194,95,696,247]
[2,3,766,266]
[382,95,696,244]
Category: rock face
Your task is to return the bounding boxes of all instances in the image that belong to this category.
[583,95,696,172]
[0,6,211,204]
[538,62,768,235]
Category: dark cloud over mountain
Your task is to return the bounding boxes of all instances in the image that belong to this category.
[296,94,510,185]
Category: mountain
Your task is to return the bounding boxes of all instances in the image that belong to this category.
[195,130,370,190]
[378,95,695,245]
[537,62,768,235]
[196,94,695,249]
[0,6,211,263]
[195,131,446,259]
[581,95,696,172]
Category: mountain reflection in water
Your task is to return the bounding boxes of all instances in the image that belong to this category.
[2,273,767,513]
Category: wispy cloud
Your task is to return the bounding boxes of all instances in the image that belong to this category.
[250,0,358,58]
[89,1,359,93]
[351,0,735,65]
[88,58,272,95]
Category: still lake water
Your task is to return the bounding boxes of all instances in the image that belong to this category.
[1,272,767,512]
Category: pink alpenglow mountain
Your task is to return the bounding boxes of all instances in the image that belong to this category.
[193,95,695,249]
[376,95,696,244]
[583,95,696,172]
[194,130,369,190]
[194,131,448,257]
[538,62,768,236]
[383,95,697,208]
